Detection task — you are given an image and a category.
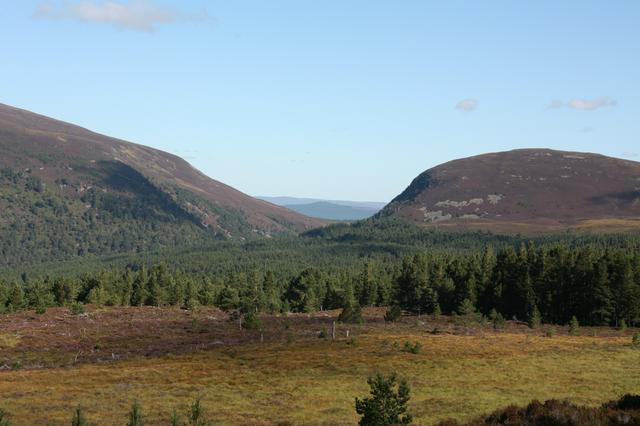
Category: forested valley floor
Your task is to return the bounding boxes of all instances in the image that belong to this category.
[2,220,640,424]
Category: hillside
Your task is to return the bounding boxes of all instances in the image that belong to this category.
[0,103,324,264]
[378,149,640,234]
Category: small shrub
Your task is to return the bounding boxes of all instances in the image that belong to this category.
[189,397,211,426]
[492,312,506,330]
[71,302,85,315]
[169,410,184,426]
[619,319,628,332]
[384,306,402,323]
[71,407,87,426]
[318,327,329,339]
[10,361,21,371]
[568,316,579,336]
[127,400,144,426]
[35,305,47,315]
[347,337,357,346]
[403,341,422,354]
[0,408,10,426]
[545,327,556,338]
[457,298,476,317]
[433,304,442,319]
[242,312,262,330]
[610,394,640,410]
[338,298,364,324]
[528,307,542,329]
[632,333,640,348]
[191,318,202,334]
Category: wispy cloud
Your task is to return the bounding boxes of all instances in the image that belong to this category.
[455,99,478,112]
[34,0,210,32]
[548,97,616,111]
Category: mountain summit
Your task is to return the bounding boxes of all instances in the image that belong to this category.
[0,103,324,264]
[378,149,640,234]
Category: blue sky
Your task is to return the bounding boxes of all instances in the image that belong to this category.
[1,1,638,201]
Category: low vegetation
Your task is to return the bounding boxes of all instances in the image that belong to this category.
[0,307,639,425]
[438,395,640,425]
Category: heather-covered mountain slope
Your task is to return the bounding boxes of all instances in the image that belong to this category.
[0,103,324,264]
[378,149,640,234]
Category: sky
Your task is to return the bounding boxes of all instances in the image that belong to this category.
[1,1,639,201]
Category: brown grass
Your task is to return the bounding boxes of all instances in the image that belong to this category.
[0,308,638,425]
[0,332,21,348]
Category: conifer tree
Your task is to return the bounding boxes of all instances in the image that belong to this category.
[339,287,364,324]
[355,373,412,426]
[130,267,148,307]
[568,316,579,336]
[528,306,542,329]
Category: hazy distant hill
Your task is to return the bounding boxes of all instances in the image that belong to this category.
[0,103,325,264]
[257,196,385,220]
[377,148,640,234]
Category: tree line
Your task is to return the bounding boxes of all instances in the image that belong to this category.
[2,242,640,327]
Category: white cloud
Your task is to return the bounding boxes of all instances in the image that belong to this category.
[548,97,616,111]
[455,99,478,112]
[34,0,209,32]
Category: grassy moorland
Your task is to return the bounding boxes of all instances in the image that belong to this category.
[0,307,639,425]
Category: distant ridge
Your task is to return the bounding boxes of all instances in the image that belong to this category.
[257,196,386,220]
[378,148,640,234]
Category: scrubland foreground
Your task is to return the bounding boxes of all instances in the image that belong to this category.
[1,307,639,425]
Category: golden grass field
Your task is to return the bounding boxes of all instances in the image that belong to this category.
[1,308,639,425]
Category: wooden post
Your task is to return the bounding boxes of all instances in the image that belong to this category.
[346,329,350,338]
[239,316,242,330]
[261,333,264,343]
[332,321,336,340]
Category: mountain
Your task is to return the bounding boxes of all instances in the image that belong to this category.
[378,149,640,234]
[0,103,325,264]
[258,196,386,210]
[283,201,379,221]
[257,196,385,220]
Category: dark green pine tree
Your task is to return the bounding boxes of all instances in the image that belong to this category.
[7,281,24,312]
[130,267,148,307]
[613,258,639,326]
[394,255,428,314]
[339,286,364,324]
[146,264,170,307]
[590,260,614,326]
[358,262,379,307]
[262,270,282,313]
[355,373,412,426]
[285,268,322,313]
